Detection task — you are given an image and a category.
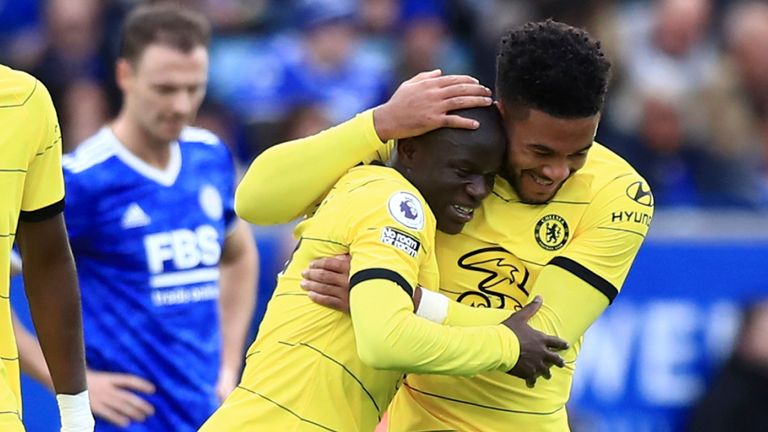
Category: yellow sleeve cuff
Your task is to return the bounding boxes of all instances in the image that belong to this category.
[359,109,388,148]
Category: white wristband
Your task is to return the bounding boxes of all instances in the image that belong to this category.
[415,288,450,324]
[56,390,95,432]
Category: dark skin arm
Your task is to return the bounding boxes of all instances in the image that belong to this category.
[301,255,567,386]
[16,213,87,395]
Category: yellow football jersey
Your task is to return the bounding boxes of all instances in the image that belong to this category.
[0,65,65,430]
[202,165,440,431]
[387,143,654,431]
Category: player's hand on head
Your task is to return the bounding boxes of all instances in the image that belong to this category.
[302,254,352,313]
[373,69,493,142]
[502,296,569,388]
[87,370,155,427]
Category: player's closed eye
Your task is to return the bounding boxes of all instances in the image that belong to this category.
[454,167,472,178]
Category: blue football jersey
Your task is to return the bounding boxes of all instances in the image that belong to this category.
[62,126,237,432]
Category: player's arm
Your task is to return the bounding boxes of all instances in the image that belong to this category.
[18,79,94,431]
[234,70,492,225]
[13,311,53,390]
[17,214,94,430]
[351,278,521,375]
[305,256,567,383]
[216,219,258,401]
[13,249,51,388]
[303,256,512,326]
[524,177,654,345]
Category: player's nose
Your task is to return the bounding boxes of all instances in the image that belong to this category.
[465,174,492,202]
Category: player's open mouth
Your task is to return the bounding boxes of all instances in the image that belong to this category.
[528,172,554,186]
[525,171,560,195]
[450,204,474,222]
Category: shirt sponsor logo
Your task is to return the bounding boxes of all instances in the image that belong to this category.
[380,226,420,258]
[626,181,654,207]
[387,191,425,230]
[144,225,221,275]
[611,210,653,227]
[456,247,529,310]
[143,225,222,306]
[151,284,219,306]
[534,214,569,251]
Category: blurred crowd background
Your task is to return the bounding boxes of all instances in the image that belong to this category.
[2,0,768,209]
[3,1,768,431]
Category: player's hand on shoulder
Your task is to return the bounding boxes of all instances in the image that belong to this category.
[373,69,493,142]
[87,369,155,427]
[502,296,569,388]
[302,254,352,313]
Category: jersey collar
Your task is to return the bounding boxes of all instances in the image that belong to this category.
[105,126,182,187]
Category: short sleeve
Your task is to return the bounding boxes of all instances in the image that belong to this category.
[19,81,65,221]
[557,174,654,300]
[346,185,434,297]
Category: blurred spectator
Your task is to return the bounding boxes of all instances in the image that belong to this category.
[690,1,768,207]
[276,103,333,144]
[359,0,400,36]
[200,0,270,32]
[194,100,244,162]
[608,0,719,132]
[33,0,106,99]
[451,0,534,86]
[357,0,399,71]
[296,0,391,122]
[625,0,717,92]
[395,0,473,83]
[0,0,44,68]
[32,0,109,151]
[687,298,768,432]
[609,90,745,207]
[60,79,110,150]
[208,0,391,162]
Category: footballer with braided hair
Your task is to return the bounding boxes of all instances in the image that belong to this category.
[235,19,652,431]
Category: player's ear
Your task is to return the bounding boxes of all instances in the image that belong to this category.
[495,100,505,117]
[115,58,134,93]
[397,138,418,169]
